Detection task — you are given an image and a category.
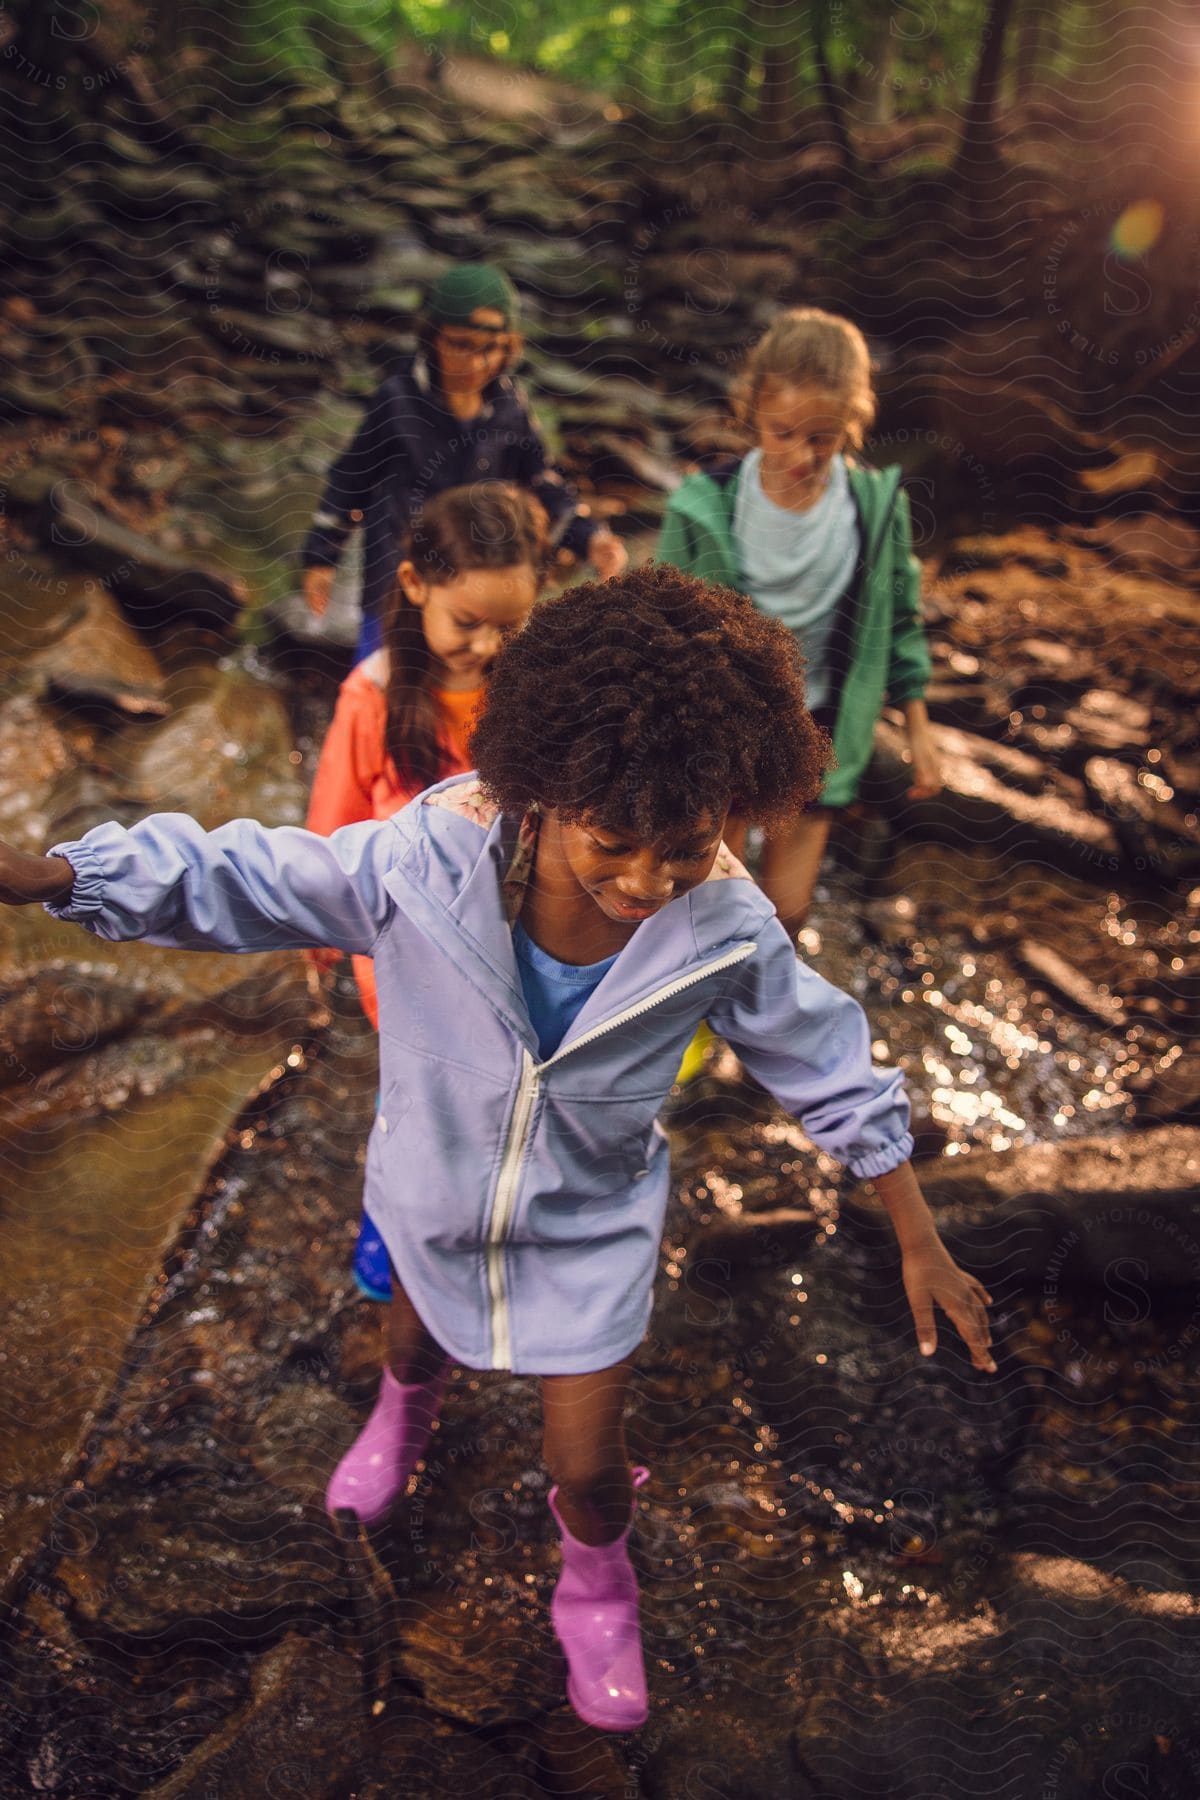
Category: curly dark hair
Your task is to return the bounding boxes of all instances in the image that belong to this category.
[469,564,831,837]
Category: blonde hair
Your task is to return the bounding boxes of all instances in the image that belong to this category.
[731,308,876,449]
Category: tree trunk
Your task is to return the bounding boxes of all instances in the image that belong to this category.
[758,43,798,140]
[952,0,1018,185]
[1013,0,1044,104]
[814,26,860,178]
[861,15,897,127]
[721,24,754,114]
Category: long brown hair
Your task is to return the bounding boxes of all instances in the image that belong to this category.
[383,483,547,794]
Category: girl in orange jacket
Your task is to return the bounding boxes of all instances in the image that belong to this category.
[307,482,548,1026]
[306,482,547,1300]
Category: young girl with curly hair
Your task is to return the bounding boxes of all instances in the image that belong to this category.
[0,566,992,1735]
[658,306,942,932]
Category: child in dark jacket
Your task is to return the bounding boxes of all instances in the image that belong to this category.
[302,261,625,657]
[658,307,942,932]
[0,567,993,1735]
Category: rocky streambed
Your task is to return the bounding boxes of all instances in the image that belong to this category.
[1,58,1199,1800]
[0,510,1197,1798]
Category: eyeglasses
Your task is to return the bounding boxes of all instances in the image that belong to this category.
[436,329,510,360]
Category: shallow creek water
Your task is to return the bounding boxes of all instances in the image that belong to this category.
[1,538,1198,1796]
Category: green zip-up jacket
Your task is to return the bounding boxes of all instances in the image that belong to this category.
[657,458,931,808]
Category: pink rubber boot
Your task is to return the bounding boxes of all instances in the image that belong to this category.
[548,1466,651,1731]
[326,1361,449,1524]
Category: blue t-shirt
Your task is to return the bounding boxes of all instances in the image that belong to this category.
[512,919,619,1061]
[732,449,859,710]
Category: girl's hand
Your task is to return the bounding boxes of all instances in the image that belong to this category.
[902,1240,996,1372]
[904,709,942,800]
[304,566,335,617]
[0,844,75,907]
[588,527,628,581]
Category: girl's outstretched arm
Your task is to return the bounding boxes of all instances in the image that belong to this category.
[0,843,75,907]
[869,1159,996,1372]
[13,813,400,956]
[708,918,995,1371]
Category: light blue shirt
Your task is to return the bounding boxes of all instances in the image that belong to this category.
[732,450,860,710]
[512,919,619,1061]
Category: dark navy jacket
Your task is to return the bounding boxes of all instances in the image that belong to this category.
[301,354,596,625]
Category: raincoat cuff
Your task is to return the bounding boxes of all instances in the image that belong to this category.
[847,1133,914,1181]
[43,840,105,921]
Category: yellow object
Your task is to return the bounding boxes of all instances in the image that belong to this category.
[675,1021,714,1086]
[1110,199,1163,260]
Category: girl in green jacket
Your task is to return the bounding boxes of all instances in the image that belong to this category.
[658,308,941,935]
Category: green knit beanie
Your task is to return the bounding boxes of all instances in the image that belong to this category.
[425,263,519,331]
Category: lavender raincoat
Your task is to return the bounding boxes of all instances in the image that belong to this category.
[47,775,914,1374]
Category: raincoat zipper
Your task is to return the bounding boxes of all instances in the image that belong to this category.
[485,939,757,1366]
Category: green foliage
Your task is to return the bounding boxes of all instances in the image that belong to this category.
[189,0,406,77]
[171,0,1135,121]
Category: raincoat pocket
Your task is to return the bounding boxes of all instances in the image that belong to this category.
[374,1082,413,1141]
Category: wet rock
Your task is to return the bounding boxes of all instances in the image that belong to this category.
[39,762,154,843]
[787,1544,1200,1800]
[846,1126,1200,1291]
[1005,1444,1200,1588]
[919,669,996,734]
[53,1486,342,1644]
[1014,635,1078,675]
[641,1710,806,1799]
[248,1382,354,1509]
[1015,939,1129,1029]
[37,482,246,627]
[1069,512,1200,578]
[29,583,168,718]
[398,1592,559,1725]
[0,562,99,672]
[1064,689,1152,756]
[0,980,311,1577]
[351,1710,546,1799]
[143,1634,362,1799]
[867,716,1124,878]
[994,1550,1200,1710]
[0,694,75,853]
[1130,1047,1200,1123]
[0,961,155,1085]
[1163,740,1200,808]
[859,891,920,947]
[108,664,307,828]
[0,373,73,420]
[1084,756,1200,878]
[688,1201,822,1268]
[202,305,337,361]
[648,1187,1030,1557]
[792,1608,1039,1800]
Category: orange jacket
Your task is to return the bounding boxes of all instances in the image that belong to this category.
[305,652,483,1026]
